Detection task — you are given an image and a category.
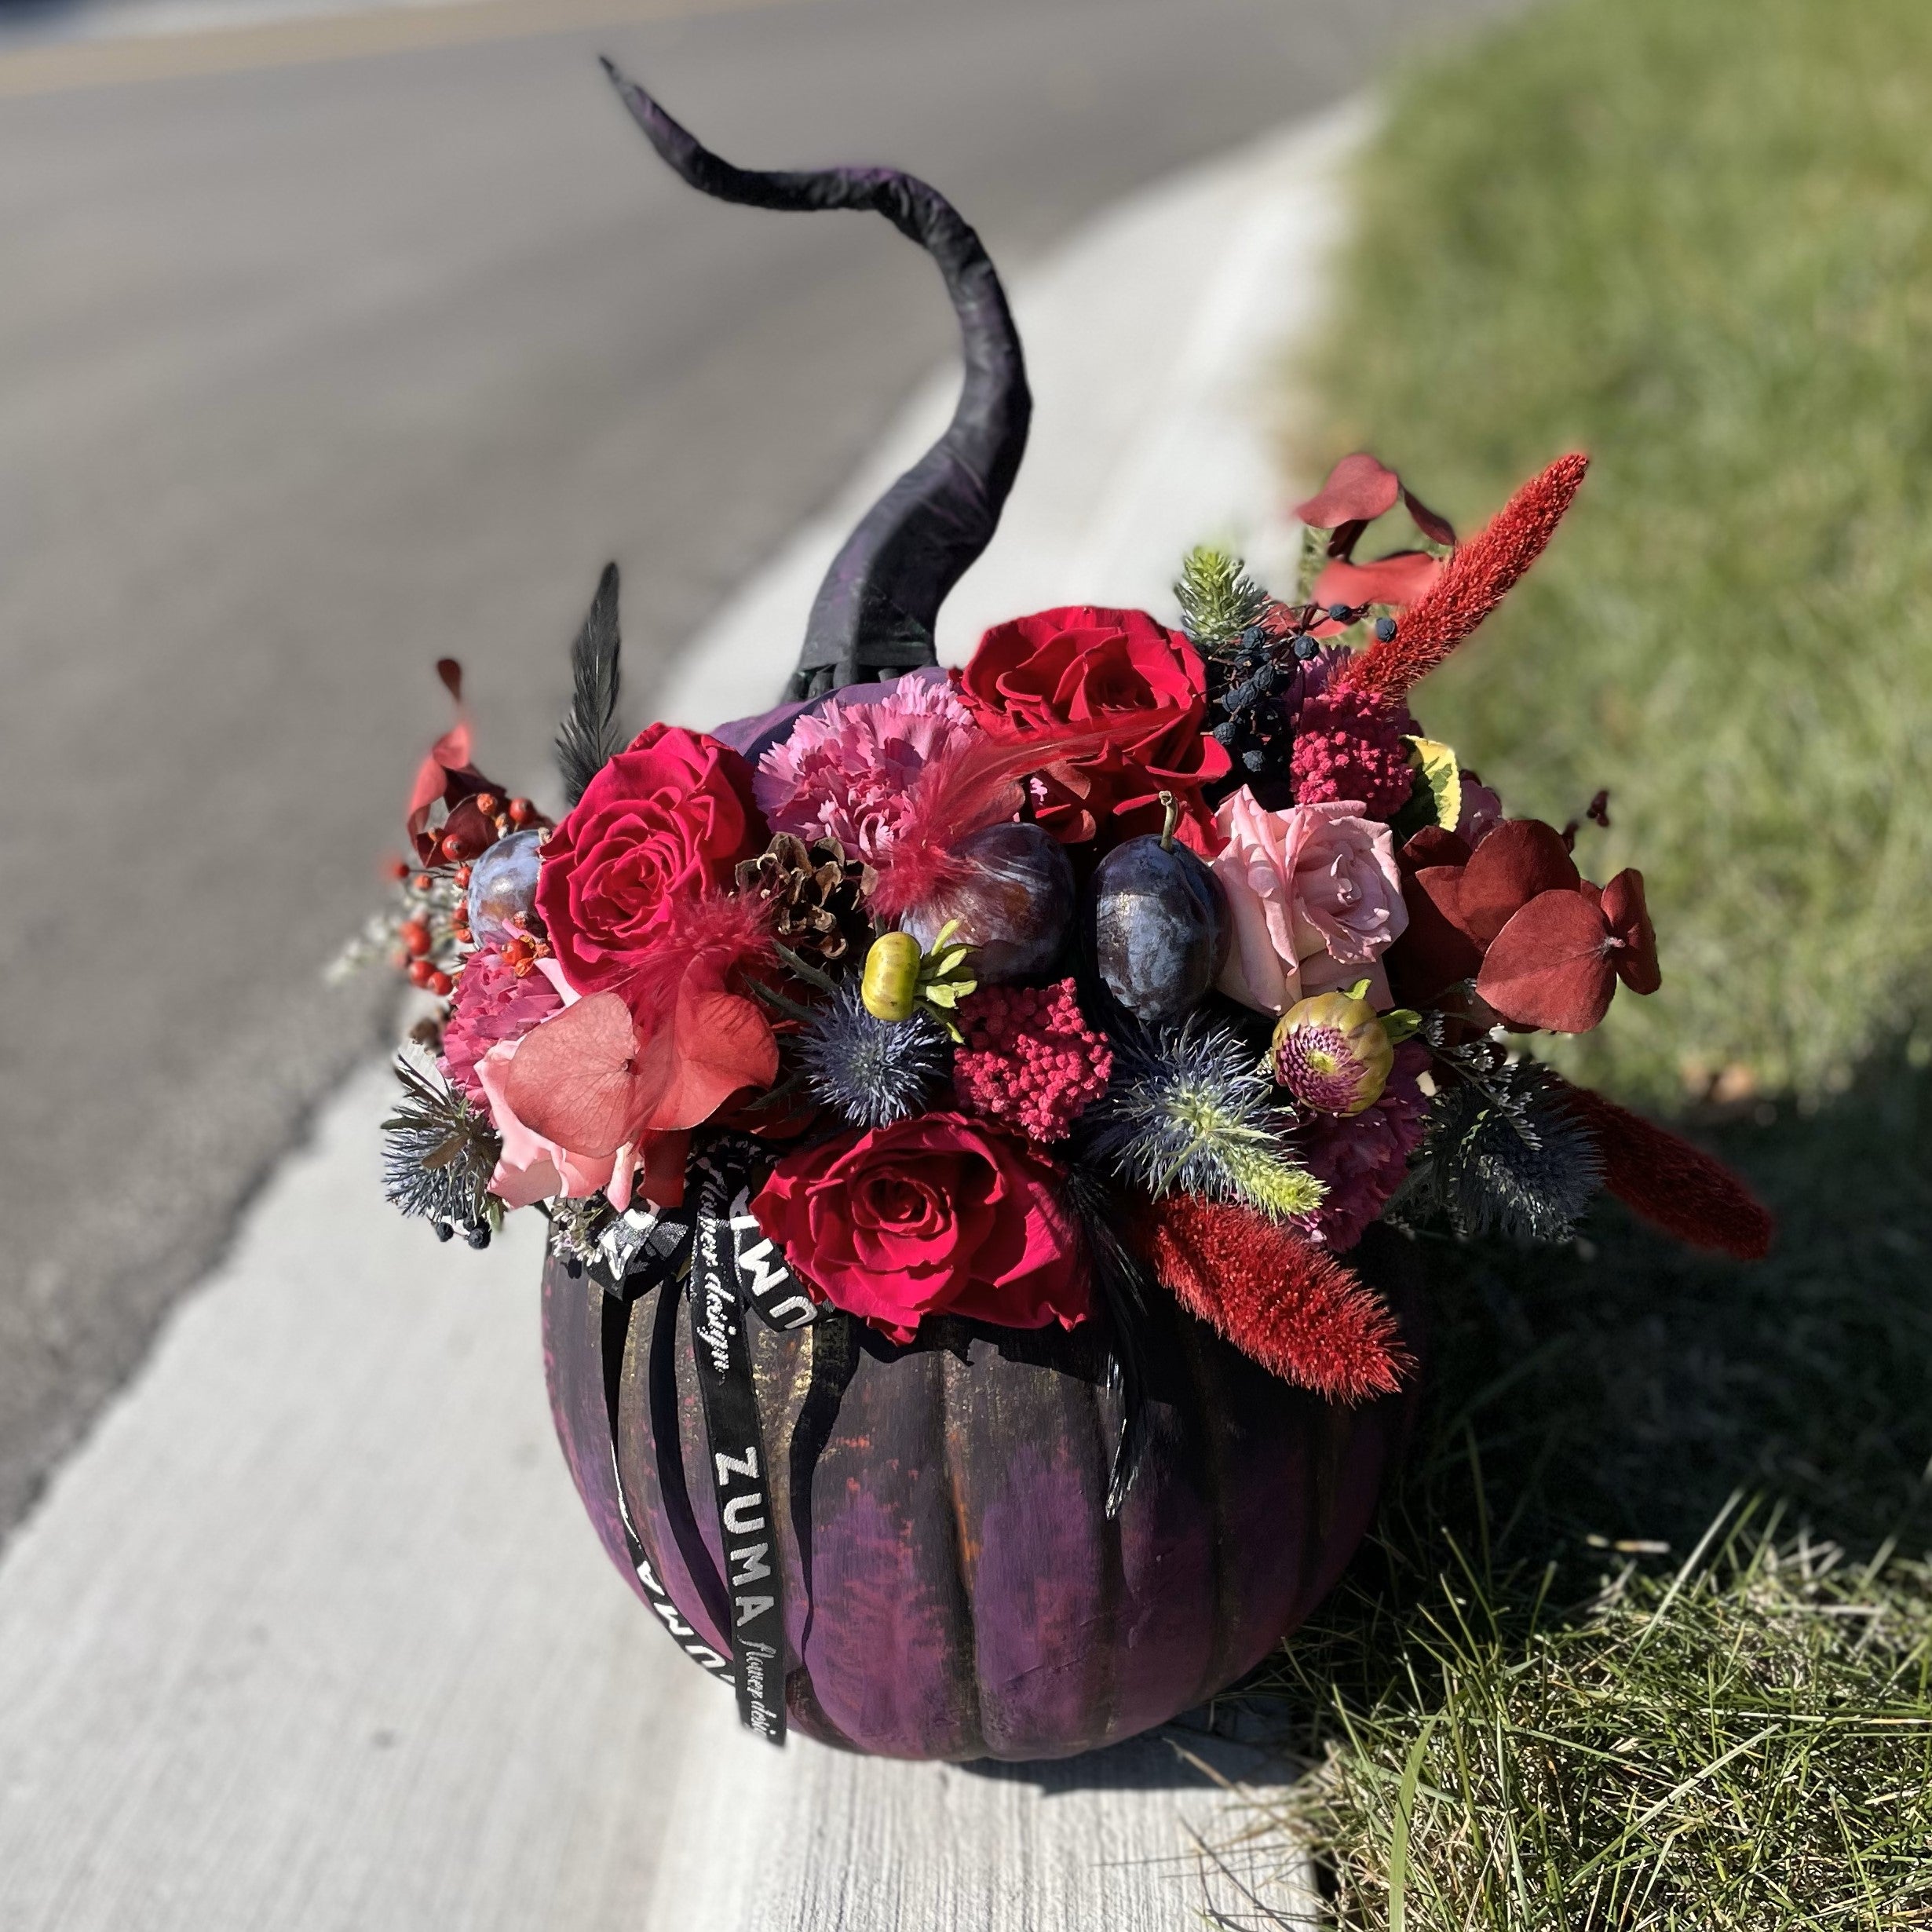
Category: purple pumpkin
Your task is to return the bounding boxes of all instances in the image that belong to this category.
[539,1225,1419,1762]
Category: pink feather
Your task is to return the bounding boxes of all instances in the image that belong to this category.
[867,715,1183,921]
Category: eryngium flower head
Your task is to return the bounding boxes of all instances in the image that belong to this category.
[798,982,950,1129]
[1083,1018,1324,1220]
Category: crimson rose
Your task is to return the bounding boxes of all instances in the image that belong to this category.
[955,606,1229,844]
[536,723,758,1002]
[751,1112,1088,1344]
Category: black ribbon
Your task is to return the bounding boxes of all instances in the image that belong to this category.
[687,1150,789,1744]
[606,1437,736,1690]
[589,1200,695,1300]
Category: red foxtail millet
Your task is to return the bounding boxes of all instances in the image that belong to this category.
[1339,451,1591,704]
[1557,1077,1773,1261]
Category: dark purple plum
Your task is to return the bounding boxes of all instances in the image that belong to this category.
[904,820,1075,982]
[1087,834,1229,1023]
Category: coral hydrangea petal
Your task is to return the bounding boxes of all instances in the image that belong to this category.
[1457,818,1581,947]
[1294,452,1402,529]
[1602,868,1661,994]
[627,981,778,1133]
[1313,552,1441,609]
[1477,890,1616,1032]
[502,992,644,1158]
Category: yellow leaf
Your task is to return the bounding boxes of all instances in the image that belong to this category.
[1406,736,1463,832]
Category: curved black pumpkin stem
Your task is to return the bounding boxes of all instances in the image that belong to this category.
[601,60,1032,702]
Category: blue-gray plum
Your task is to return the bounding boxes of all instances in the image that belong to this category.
[1087,835,1229,1022]
[466,829,544,944]
[903,820,1075,983]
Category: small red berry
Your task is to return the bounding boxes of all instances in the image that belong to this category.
[399,919,431,957]
[508,798,535,827]
[473,792,499,817]
[454,864,473,888]
[385,856,411,882]
[407,958,434,988]
[412,873,433,893]
[426,970,453,997]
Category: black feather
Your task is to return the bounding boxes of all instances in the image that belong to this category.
[1061,1160,1159,1517]
[555,562,624,806]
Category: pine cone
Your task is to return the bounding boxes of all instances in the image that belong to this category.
[736,834,875,971]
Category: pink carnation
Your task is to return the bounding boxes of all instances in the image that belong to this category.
[1291,1040,1430,1250]
[439,947,562,1102]
[754,676,980,866]
[952,980,1112,1142]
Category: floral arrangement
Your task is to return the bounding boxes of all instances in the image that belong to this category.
[348,447,1772,1510]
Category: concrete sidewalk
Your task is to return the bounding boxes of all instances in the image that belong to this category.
[0,104,1366,1932]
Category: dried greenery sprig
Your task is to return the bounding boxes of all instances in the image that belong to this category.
[381,1046,502,1247]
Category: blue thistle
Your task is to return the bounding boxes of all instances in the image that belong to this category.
[798,984,950,1129]
[1082,1019,1324,1219]
[1412,1059,1603,1243]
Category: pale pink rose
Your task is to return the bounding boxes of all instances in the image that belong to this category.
[1211,789,1409,1015]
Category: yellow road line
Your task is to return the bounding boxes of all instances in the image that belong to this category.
[0,0,788,97]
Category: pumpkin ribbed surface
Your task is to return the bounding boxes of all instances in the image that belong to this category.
[540,1226,1418,1762]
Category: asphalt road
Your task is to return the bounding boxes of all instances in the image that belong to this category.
[0,0,1511,1543]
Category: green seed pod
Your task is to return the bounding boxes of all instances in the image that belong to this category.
[860,931,923,1022]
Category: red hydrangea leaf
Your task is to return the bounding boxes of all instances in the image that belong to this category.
[1401,486,1456,547]
[504,992,645,1159]
[1295,452,1402,529]
[626,981,778,1134]
[1457,818,1581,947]
[1313,551,1442,609]
[1602,868,1661,993]
[1140,1196,1408,1402]
[1402,827,1472,871]
[1385,863,1483,1007]
[1558,1079,1773,1261]
[1477,890,1616,1032]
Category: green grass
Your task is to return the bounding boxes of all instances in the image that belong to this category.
[1238,1067,1932,1927]
[1298,0,1932,1108]
[1243,0,1932,1920]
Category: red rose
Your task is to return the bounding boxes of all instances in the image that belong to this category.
[955,606,1230,844]
[537,724,758,1001]
[751,1112,1089,1344]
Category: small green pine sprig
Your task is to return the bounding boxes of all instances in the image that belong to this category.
[1174,545,1272,657]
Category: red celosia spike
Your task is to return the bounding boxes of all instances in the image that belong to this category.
[1339,452,1591,704]
[1138,1196,1411,1402]
[1558,1079,1773,1261]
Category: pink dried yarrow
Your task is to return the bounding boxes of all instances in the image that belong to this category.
[953,979,1112,1143]
[1289,685,1416,819]
[754,674,981,868]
